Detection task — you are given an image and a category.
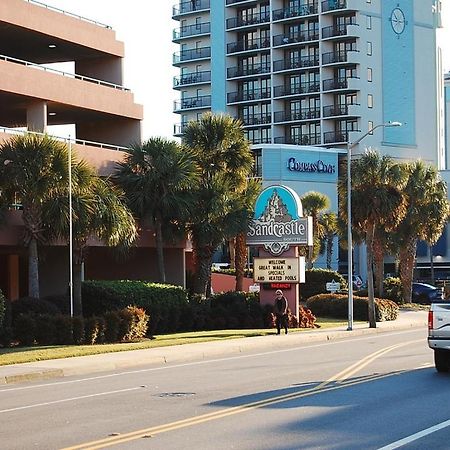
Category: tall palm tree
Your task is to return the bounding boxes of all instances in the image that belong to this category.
[320,212,338,269]
[391,161,449,303]
[338,150,407,327]
[115,137,199,283]
[301,191,330,268]
[0,133,72,298]
[183,112,254,296]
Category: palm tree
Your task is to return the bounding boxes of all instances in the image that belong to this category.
[391,161,449,303]
[183,112,254,296]
[338,150,407,327]
[320,212,338,269]
[115,137,199,283]
[301,191,330,268]
[0,133,72,299]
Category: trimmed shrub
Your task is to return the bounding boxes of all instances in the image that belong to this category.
[42,294,71,315]
[0,289,5,330]
[34,314,56,345]
[84,316,103,345]
[104,311,121,343]
[306,293,399,322]
[11,297,60,322]
[298,306,318,328]
[14,314,36,346]
[72,316,85,345]
[118,306,149,342]
[383,277,403,304]
[54,315,74,345]
[301,269,347,301]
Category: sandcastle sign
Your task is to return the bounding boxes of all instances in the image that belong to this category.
[247,185,313,256]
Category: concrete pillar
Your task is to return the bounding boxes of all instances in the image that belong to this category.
[27,102,47,132]
[7,255,19,301]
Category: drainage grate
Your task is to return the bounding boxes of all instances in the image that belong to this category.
[156,392,196,398]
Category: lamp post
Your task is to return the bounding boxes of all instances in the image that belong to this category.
[68,136,74,317]
[346,121,402,331]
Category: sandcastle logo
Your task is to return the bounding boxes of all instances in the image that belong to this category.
[247,185,312,255]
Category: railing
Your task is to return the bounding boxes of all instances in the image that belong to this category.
[173,47,211,64]
[0,54,130,91]
[272,3,318,21]
[0,126,129,152]
[274,108,320,123]
[226,0,258,4]
[239,113,272,126]
[226,12,270,29]
[173,22,211,40]
[173,95,212,110]
[227,37,271,54]
[321,0,347,13]
[274,134,321,145]
[322,49,357,65]
[173,70,211,87]
[323,130,348,144]
[227,63,271,78]
[323,104,359,117]
[273,30,319,46]
[27,0,111,28]
[322,21,357,38]
[322,76,359,90]
[173,123,188,135]
[273,55,319,71]
[173,0,210,16]
[227,88,271,103]
[273,81,320,97]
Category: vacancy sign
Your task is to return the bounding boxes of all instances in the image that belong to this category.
[253,257,304,284]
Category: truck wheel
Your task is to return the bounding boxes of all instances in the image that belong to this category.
[434,349,450,373]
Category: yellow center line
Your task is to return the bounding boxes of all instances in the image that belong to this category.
[62,339,420,450]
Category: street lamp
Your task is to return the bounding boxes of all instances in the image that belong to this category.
[68,136,74,317]
[346,121,402,331]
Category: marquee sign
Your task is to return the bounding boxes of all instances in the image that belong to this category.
[253,257,305,284]
[247,185,313,255]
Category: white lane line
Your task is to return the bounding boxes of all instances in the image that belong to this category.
[0,387,142,414]
[0,328,425,393]
[378,419,450,449]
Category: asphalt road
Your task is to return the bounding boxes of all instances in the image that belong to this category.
[1,327,449,450]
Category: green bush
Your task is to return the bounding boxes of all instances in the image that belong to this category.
[84,316,103,345]
[34,314,56,345]
[82,280,189,335]
[72,316,85,345]
[11,297,60,322]
[301,269,347,301]
[104,311,121,343]
[54,315,74,345]
[118,306,149,342]
[383,277,403,304]
[14,314,36,346]
[306,293,399,322]
[0,289,5,330]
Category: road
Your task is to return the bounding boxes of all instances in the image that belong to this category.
[1,327,449,449]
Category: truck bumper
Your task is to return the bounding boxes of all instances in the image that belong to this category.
[428,338,450,351]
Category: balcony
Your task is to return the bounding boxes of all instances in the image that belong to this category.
[273,81,320,98]
[322,76,359,91]
[322,21,357,39]
[226,0,260,5]
[173,122,188,136]
[323,104,360,117]
[173,22,211,40]
[321,0,346,13]
[274,108,321,123]
[173,95,211,111]
[227,37,271,55]
[273,55,319,72]
[272,3,318,21]
[173,70,211,88]
[322,49,357,65]
[273,30,319,46]
[227,62,271,79]
[323,130,348,144]
[227,88,271,104]
[274,134,321,145]
[173,0,210,17]
[226,12,270,29]
[239,113,272,126]
[173,46,211,64]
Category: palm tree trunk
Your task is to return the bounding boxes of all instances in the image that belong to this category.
[28,237,40,298]
[373,240,384,297]
[229,238,236,270]
[366,224,376,328]
[326,235,333,269]
[155,216,166,283]
[235,232,246,291]
[399,238,417,303]
[193,245,214,296]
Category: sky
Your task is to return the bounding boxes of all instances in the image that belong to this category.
[40,1,450,141]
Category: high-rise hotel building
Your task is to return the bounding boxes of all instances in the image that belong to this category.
[172,0,446,274]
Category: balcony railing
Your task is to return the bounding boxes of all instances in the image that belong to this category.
[322,49,357,65]
[322,20,357,38]
[227,88,271,103]
[227,62,271,78]
[273,55,319,71]
[273,30,319,46]
[274,108,320,123]
[173,22,211,40]
[174,95,212,110]
[273,81,320,97]
[272,3,318,21]
[274,134,321,145]
[173,46,211,64]
[323,104,359,117]
[173,0,210,16]
[323,131,348,144]
[322,76,359,91]
[174,123,188,135]
[226,11,270,29]
[173,70,211,87]
[227,37,271,54]
[321,0,346,13]
[226,0,259,4]
[239,113,272,126]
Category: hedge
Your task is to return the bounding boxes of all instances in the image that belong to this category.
[300,269,347,301]
[0,289,5,330]
[306,293,399,322]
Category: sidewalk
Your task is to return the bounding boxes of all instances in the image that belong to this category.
[0,310,428,385]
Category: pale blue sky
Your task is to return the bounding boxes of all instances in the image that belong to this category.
[38,1,450,141]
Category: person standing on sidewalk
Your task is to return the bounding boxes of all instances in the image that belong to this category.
[273,289,288,335]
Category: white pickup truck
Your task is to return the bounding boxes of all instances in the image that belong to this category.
[428,301,450,372]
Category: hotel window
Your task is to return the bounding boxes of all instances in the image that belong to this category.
[366,16,372,29]
[368,121,374,134]
[368,94,373,108]
[367,67,373,82]
[367,42,372,56]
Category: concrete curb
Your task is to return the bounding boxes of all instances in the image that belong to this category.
[0,311,428,385]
